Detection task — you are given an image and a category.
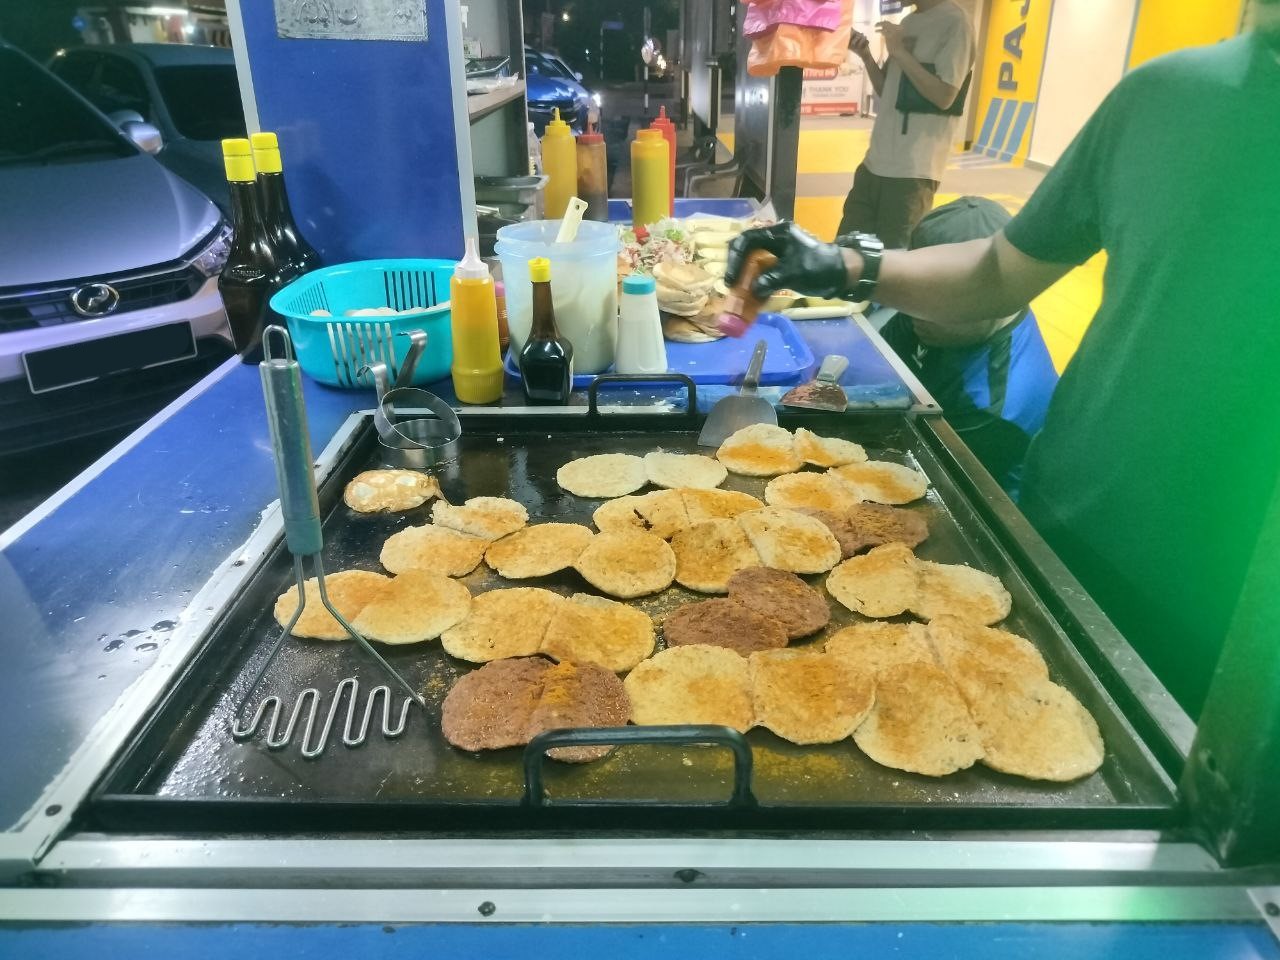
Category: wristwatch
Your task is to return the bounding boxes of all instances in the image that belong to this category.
[843,232,884,301]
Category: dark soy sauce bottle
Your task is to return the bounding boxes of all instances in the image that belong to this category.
[251,131,321,277]
[219,137,283,363]
[518,256,573,403]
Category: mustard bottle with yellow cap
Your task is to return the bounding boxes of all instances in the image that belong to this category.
[630,128,669,228]
[250,131,320,277]
[517,257,573,403]
[540,108,577,220]
[219,137,282,361]
[449,237,505,404]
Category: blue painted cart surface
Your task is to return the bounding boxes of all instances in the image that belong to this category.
[1,921,1277,958]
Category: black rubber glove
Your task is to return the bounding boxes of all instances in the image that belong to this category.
[723,222,851,300]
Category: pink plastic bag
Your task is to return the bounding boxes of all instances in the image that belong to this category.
[747,0,852,76]
[743,0,842,40]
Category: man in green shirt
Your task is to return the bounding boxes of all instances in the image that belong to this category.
[727,11,1280,718]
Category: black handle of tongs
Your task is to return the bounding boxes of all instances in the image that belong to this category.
[521,725,756,809]
[740,339,767,396]
[586,374,699,417]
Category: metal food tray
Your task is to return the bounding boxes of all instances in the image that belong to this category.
[90,408,1178,833]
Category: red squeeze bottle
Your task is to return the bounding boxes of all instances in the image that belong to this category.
[717,250,779,337]
[575,123,609,222]
[650,106,677,215]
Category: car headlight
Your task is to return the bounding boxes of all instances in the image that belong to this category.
[190,219,234,278]
[591,91,602,107]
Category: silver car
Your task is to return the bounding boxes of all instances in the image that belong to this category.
[0,43,234,455]
[49,43,245,212]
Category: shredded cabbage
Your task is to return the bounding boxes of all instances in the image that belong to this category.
[618,218,695,275]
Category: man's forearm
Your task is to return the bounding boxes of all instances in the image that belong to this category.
[862,56,886,96]
[842,234,1071,324]
[892,48,959,110]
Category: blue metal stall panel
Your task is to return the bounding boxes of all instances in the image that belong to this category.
[228,0,473,264]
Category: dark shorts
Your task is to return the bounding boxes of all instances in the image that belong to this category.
[837,163,939,248]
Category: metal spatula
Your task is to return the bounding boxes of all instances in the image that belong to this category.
[698,339,776,447]
[781,354,849,412]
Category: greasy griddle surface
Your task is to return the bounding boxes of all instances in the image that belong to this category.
[104,415,1174,825]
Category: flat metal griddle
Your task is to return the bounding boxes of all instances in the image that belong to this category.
[91,410,1179,833]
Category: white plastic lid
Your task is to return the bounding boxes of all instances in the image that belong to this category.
[454,236,490,280]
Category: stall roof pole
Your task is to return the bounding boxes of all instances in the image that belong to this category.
[1182,470,1280,868]
[733,34,801,220]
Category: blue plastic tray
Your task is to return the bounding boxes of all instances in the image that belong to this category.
[503,312,816,388]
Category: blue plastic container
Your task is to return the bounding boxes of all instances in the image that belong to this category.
[269,259,456,388]
[503,312,816,387]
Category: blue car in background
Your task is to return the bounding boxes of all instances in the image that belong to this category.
[525,47,597,134]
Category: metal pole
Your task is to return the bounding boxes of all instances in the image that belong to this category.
[643,5,652,119]
[770,66,803,220]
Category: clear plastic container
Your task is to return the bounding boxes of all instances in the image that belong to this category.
[494,219,620,374]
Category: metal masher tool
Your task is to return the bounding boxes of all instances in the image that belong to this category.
[231,325,424,755]
[234,678,410,760]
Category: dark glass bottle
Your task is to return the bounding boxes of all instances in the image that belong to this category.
[251,132,321,277]
[518,257,573,403]
[219,138,283,363]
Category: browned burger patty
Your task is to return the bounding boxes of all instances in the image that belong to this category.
[726,566,831,639]
[527,661,631,762]
[793,508,862,559]
[844,503,928,552]
[441,657,632,761]
[799,504,928,556]
[662,597,788,655]
[441,657,551,752]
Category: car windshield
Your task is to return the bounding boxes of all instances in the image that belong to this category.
[153,65,246,141]
[526,51,576,81]
[545,57,578,81]
[0,48,133,166]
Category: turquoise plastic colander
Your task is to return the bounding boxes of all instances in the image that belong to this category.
[269,259,455,388]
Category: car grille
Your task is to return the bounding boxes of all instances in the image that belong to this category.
[0,265,205,334]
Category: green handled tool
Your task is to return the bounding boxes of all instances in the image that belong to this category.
[231,326,425,749]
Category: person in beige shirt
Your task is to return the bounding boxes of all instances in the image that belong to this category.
[838,0,975,247]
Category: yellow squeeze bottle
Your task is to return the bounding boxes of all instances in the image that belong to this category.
[631,128,669,228]
[540,108,577,220]
[449,237,504,404]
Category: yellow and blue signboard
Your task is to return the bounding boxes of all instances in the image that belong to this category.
[971,0,1054,164]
